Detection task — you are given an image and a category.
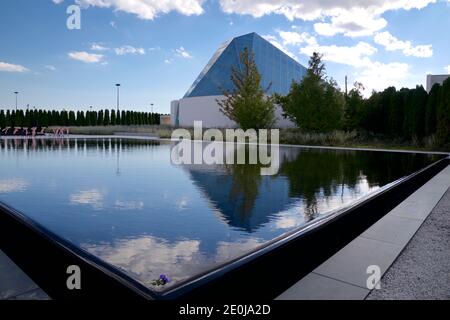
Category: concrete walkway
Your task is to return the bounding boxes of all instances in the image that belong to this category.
[277,164,450,300]
[0,250,49,300]
[367,186,450,300]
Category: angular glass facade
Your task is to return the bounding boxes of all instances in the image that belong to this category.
[184,32,307,98]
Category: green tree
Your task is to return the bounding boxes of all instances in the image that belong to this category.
[387,90,404,137]
[425,84,440,137]
[5,110,12,126]
[279,52,344,132]
[104,109,110,126]
[97,110,104,126]
[344,82,365,131]
[436,78,450,146]
[111,110,116,126]
[121,111,126,125]
[409,85,427,139]
[218,47,276,130]
[69,111,76,126]
[0,110,5,128]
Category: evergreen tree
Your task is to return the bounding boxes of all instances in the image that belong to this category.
[425,83,440,137]
[278,52,344,132]
[388,90,404,137]
[410,85,427,139]
[97,110,104,126]
[0,110,5,128]
[109,110,114,126]
[6,110,12,126]
[60,110,69,126]
[69,111,76,126]
[344,82,365,131]
[436,78,450,146]
[218,47,276,130]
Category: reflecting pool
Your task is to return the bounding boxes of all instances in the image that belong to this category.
[0,138,443,292]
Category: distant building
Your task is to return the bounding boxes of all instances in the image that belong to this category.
[426,74,450,92]
[171,32,308,128]
[160,114,171,126]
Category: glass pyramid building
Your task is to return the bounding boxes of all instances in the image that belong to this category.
[184,32,308,98]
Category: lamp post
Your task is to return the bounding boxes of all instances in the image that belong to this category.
[14,92,19,111]
[115,84,121,114]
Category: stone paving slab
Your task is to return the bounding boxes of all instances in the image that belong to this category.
[313,236,402,289]
[360,214,423,246]
[276,272,369,300]
[367,187,450,300]
[390,165,450,221]
[277,164,450,300]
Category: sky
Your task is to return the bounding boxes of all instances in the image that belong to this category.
[0,0,449,113]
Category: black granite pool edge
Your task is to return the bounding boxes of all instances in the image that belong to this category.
[163,156,450,300]
[0,156,448,300]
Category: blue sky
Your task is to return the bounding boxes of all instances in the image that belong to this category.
[0,0,449,113]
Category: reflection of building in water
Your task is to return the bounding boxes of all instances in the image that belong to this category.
[180,144,437,233]
[181,146,302,232]
[187,168,294,232]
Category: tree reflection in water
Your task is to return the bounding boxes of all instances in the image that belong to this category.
[185,144,441,231]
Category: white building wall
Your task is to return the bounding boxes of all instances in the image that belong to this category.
[426,74,450,92]
[171,95,296,128]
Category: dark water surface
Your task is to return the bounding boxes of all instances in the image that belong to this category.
[0,138,443,291]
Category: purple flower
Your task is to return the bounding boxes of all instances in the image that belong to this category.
[159,274,171,284]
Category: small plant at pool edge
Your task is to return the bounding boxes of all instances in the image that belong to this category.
[152,275,171,286]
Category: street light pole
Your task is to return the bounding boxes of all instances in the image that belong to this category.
[116,84,121,115]
[14,92,19,111]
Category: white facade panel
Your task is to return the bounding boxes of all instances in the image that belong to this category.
[426,74,449,92]
[171,95,296,128]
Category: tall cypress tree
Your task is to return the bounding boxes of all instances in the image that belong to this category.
[436,78,450,146]
[6,110,12,127]
[69,111,76,126]
[111,110,116,126]
[425,83,440,137]
[0,110,5,128]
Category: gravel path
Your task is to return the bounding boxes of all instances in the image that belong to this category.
[367,187,450,300]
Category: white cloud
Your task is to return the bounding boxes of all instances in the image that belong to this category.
[82,235,264,288]
[219,0,436,36]
[75,0,205,20]
[357,61,410,95]
[300,41,378,68]
[114,45,146,55]
[91,43,110,51]
[278,30,317,46]
[115,200,144,210]
[298,37,410,95]
[0,61,29,73]
[164,58,173,64]
[0,178,30,193]
[52,0,64,4]
[68,51,105,63]
[313,9,388,37]
[45,65,56,71]
[374,31,432,58]
[70,189,105,209]
[262,35,297,60]
[174,47,193,59]
[445,65,450,74]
